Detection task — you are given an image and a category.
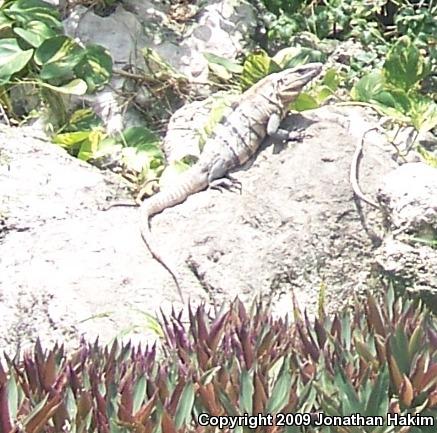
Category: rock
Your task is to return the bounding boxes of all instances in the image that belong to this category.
[5,105,431,354]
[375,162,437,309]
[61,0,257,131]
[377,162,437,235]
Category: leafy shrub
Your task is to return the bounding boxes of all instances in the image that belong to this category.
[52,109,164,185]
[0,0,112,119]
[351,36,437,136]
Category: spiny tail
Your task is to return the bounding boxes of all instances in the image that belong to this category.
[139,168,209,302]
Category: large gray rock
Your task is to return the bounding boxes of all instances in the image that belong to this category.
[0,106,400,354]
[375,163,437,309]
[377,163,437,235]
[61,0,257,131]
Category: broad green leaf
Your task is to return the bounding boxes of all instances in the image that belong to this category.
[34,35,82,66]
[203,52,243,74]
[39,61,75,83]
[73,44,112,92]
[205,61,232,81]
[240,50,281,90]
[290,92,318,111]
[350,71,385,102]
[40,78,88,95]
[372,88,411,114]
[121,126,161,149]
[0,38,33,81]
[6,0,61,29]
[272,47,302,68]
[240,369,254,414]
[322,68,339,92]
[78,128,106,160]
[0,11,13,33]
[67,108,102,131]
[384,35,430,91]
[273,46,324,69]
[417,145,437,168]
[13,20,57,47]
[408,326,423,362]
[53,131,90,149]
[410,97,437,133]
[315,83,333,102]
[175,381,195,429]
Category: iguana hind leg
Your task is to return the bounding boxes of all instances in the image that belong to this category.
[209,175,242,193]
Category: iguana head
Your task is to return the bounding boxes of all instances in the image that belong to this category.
[275,62,323,104]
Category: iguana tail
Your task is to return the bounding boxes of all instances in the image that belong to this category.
[139,167,209,302]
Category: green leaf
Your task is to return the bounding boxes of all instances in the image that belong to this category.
[322,68,340,92]
[77,128,106,160]
[34,35,82,66]
[266,357,292,414]
[240,50,281,90]
[364,367,389,416]
[7,375,18,422]
[67,108,102,131]
[132,376,147,414]
[417,145,437,168]
[65,387,78,424]
[6,0,61,29]
[53,130,90,149]
[199,366,221,386]
[372,88,411,114]
[383,35,430,91]
[410,97,437,133]
[13,20,57,48]
[350,71,385,102]
[240,369,254,414]
[272,46,324,69]
[121,126,160,149]
[36,36,83,85]
[40,78,88,95]
[73,44,112,92]
[0,11,13,33]
[290,92,319,111]
[334,368,362,415]
[390,328,410,374]
[175,381,195,429]
[203,52,243,74]
[0,38,33,82]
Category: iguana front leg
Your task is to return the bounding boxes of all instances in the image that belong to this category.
[268,112,311,145]
[267,112,289,140]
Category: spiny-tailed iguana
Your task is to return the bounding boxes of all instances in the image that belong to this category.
[141,63,323,301]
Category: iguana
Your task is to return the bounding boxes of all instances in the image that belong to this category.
[141,63,323,301]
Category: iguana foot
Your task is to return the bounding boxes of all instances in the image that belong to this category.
[209,175,242,194]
